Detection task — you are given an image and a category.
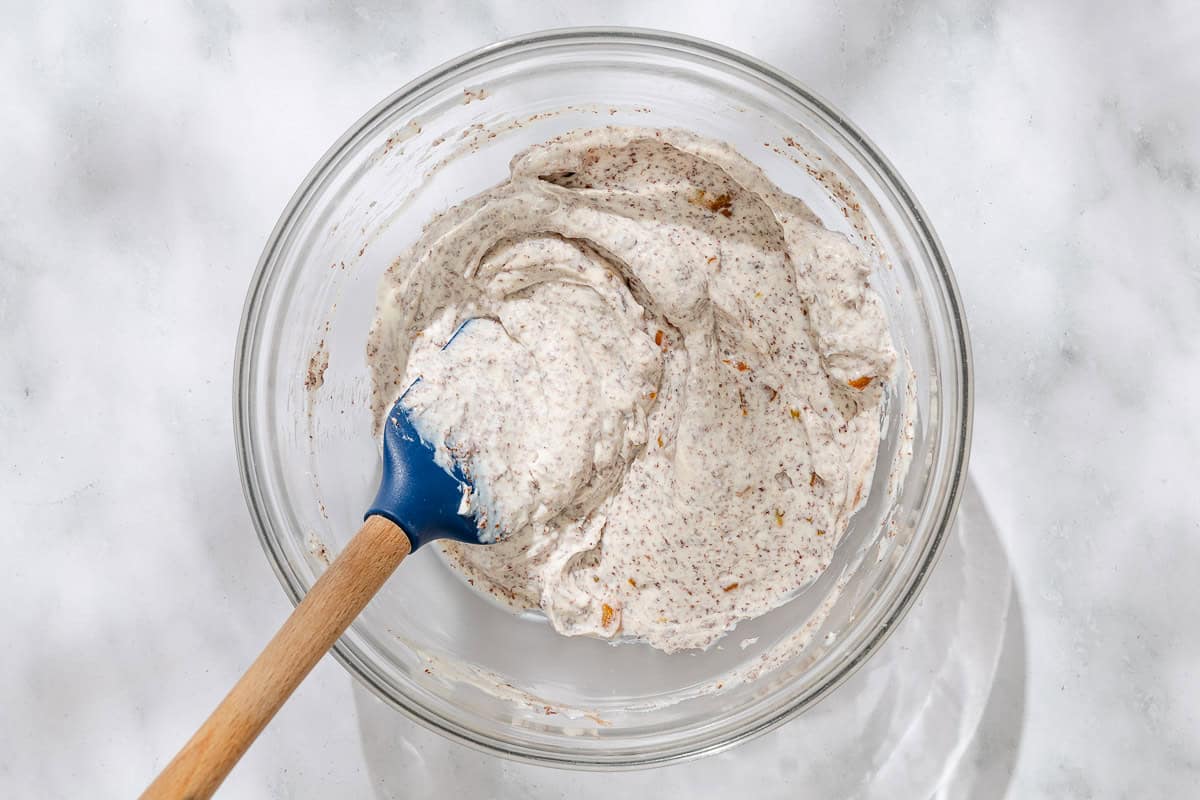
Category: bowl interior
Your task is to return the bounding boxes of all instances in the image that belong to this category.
[237,30,969,766]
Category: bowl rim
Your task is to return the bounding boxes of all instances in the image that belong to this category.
[234,25,974,769]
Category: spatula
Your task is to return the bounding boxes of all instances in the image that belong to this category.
[142,345,483,799]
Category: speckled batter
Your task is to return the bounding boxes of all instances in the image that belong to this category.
[367,127,895,653]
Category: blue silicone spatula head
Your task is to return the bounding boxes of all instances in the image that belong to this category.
[365,320,484,550]
[365,394,479,550]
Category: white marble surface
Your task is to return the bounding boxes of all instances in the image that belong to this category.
[2,1,1197,797]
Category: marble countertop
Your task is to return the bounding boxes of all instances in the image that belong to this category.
[3,2,1197,797]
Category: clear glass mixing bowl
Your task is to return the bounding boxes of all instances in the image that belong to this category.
[235,28,972,768]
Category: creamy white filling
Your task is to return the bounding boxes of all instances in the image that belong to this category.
[368,127,895,653]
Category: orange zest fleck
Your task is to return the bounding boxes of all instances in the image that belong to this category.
[709,193,733,214]
[628,578,637,588]
[648,391,657,400]
[687,188,734,217]
[810,471,820,487]
[706,256,718,264]
[774,510,785,527]
[789,408,801,420]
[601,603,615,627]
[848,376,872,390]
[816,529,826,536]
[736,361,749,371]
[722,582,739,592]
[655,329,665,347]
[657,434,664,448]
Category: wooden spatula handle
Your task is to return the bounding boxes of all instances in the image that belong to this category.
[141,515,411,800]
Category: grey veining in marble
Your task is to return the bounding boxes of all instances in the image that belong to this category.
[1,1,1198,797]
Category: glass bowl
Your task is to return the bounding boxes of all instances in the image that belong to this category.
[235,27,972,769]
